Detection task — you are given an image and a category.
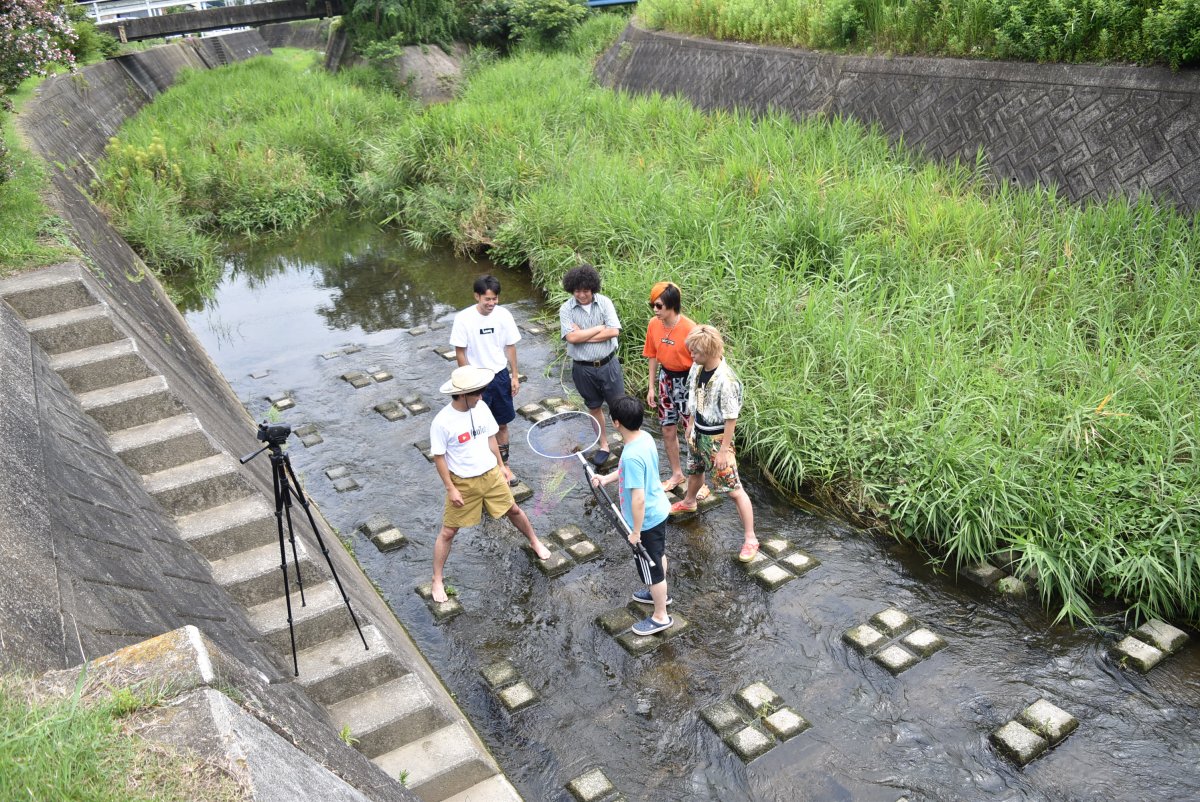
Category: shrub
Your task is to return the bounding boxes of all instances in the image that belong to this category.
[1142,0,1200,67]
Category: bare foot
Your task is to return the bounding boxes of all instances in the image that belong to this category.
[430,579,449,603]
[531,540,552,560]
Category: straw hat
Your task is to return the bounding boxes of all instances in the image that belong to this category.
[439,365,495,395]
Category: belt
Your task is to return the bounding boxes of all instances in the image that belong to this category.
[574,352,616,368]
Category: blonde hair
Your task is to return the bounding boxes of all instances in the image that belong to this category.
[685,324,724,361]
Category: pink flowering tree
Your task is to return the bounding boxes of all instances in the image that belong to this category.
[2,0,77,179]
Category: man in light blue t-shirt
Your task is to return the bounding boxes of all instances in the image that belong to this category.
[592,396,674,635]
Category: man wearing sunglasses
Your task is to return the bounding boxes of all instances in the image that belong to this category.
[643,281,699,494]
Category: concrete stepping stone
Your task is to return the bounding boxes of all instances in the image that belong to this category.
[528,546,574,579]
[872,644,921,675]
[520,323,545,336]
[703,680,809,762]
[517,402,544,421]
[480,660,519,689]
[320,351,343,360]
[871,608,917,637]
[496,681,538,712]
[964,561,1005,587]
[360,514,406,552]
[1132,619,1189,655]
[566,767,615,802]
[992,698,1079,765]
[341,370,372,389]
[367,366,393,382]
[1112,636,1166,673]
[439,349,457,361]
[403,396,431,415]
[995,576,1028,596]
[901,627,947,658]
[540,396,567,410]
[265,391,295,411]
[845,608,948,672]
[1110,618,1189,673]
[567,540,601,563]
[374,400,407,421]
[408,325,429,336]
[724,724,775,762]
[511,482,533,503]
[607,605,690,655]
[342,345,363,355]
[551,525,585,545]
[700,699,748,735]
[479,660,538,713]
[249,369,270,379]
[779,550,819,576]
[414,439,434,462]
[753,563,795,591]
[596,607,638,635]
[843,624,887,655]
[293,423,323,447]
[415,583,463,622]
[736,538,820,591]
[325,465,359,492]
[734,682,783,715]
[762,707,810,740]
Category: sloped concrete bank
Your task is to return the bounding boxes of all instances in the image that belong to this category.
[2,29,519,802]
[596,22,1200,212]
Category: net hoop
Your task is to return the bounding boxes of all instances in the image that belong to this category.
[526,410,600,460]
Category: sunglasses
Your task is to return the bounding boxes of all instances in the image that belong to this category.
[649,302,666,310]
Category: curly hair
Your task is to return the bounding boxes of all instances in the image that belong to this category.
[562,263,602,293]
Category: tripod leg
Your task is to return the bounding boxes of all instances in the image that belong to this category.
[282,456,369,652]
[271,459,300,676]
[280,479,307,607]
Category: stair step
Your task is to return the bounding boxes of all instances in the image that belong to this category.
[248,580,358,654]
[296,625,400,707]
[328,674,444,760]
[443,775,523,802]
[375,723,496,802]
[49,339,155,393]
[177,495,277,561]
[109,413,219,475]
[25,304,123,355]
[142,453,254,518]
[0,265,93,319]
[78,375,185,432]
[210,538,319,608]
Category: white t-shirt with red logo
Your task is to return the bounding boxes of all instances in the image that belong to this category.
[429,402,499,478]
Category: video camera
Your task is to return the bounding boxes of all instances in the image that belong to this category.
[257,421,293,446]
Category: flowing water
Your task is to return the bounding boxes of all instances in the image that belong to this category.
[184,214,1200,802]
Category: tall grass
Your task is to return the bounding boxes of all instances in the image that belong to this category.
[94,49,412,298]
[358,25,1200,623]
[638,0,1200,67]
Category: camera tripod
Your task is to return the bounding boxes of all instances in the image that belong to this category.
[241,422,368,676]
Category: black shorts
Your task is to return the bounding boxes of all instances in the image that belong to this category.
[640,518,668,585]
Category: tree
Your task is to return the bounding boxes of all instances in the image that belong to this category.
[1,0,77,180]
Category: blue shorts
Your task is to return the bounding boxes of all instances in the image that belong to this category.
[482,368,516,426]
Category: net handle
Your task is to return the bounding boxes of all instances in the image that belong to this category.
[577,452,656,568]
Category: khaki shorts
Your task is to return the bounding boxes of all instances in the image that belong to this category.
[443,465,515,529]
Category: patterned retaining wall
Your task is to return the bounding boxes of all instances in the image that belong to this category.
[596,24,1200,212]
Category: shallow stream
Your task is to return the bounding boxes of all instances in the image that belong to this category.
[184,214,1200,802]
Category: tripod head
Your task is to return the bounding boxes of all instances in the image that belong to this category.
[241,421,293,463]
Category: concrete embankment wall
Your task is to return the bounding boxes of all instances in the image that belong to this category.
[597,23,1200,212]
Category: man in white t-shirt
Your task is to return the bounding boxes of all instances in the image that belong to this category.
[429,365,551,603]
[450,275,522,480]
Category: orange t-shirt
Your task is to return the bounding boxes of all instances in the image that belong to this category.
[643,315,696,373]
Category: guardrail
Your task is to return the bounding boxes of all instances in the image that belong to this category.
[76,0,271,25]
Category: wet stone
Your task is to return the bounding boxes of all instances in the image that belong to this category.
[517,373,528,383]
[701,699,747,735]
[517,402,544,420]
[332,477,360,493]
[249,369,270,379]
[991,720,1048,766]
[737,550,770,574]
[371,528,406,552]
[400,392,422,405]
[553,404,578,414]
[873,644,920,675]
[405,400,431,415]
[754,563,795,591]
[341,371,372,389]
[964,561,1005,587]
[696,490,722,511]
[414,439,433,461]
[566,768,614,802]
[511,482,533,503]
[871,608,916,637]
[530,409,552,423]
[374,401,406,421]
[320,351,342,360]
[843,624,886,655]
[901,628,947,658]
[764,707,810,740]
[408,326,429,336]
[551,525,585,545]
[760,538,792,557]
[342,345,363,355]
[1018,699,1078,745]
[325,465,350,480]
[498,681,538,712]
[597,607,638,635]
[535,550,574,578]
[1113,635,1164,673]
[361,515,392,537]
[779,550,819,576]
[734,682,783,715]
[568,540,600,563]
[541,396,567,409]
[723,724,775,762]
[995,576,1028,596]
[656,613,690,642]
[370,370,393,383]
[616,631,659,656]
[480,660,519,689]
[439,349,457,361]
[521,324,545,336]
[414,585,463,622]
[266,391,294,407]
[1133,619,1189,654]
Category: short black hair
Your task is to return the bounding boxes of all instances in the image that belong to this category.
[474,275,501,295]
[562,263,602,294]
[655,283,681,313]
[610,395,644,431]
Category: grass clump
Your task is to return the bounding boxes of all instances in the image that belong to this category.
[93,48,412,300]
[358,26,1200,624]
[0,672,244,802]
[638,0,1200,68]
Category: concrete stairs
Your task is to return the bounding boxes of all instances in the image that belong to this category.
[0,265,521,802]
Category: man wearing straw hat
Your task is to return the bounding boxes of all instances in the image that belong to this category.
[429,365,552,603]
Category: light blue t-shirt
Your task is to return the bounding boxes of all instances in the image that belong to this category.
[617,431,671,532]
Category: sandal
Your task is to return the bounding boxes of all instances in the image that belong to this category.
[669,500,698,515]
[738,542,760,562]
[696,484,712,502]
[661,477,683,493]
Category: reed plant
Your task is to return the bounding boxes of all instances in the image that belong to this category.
[358,29,1200,623]
[637,0,1200,67]
[94,49,411,297]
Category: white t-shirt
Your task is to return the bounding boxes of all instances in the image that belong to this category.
[449,305,521,373]
[429,402,499,478]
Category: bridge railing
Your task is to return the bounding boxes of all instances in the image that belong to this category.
[75,0,273,25]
